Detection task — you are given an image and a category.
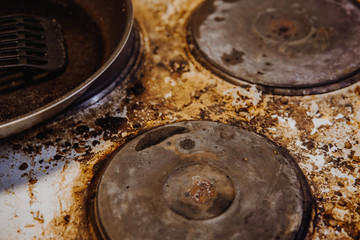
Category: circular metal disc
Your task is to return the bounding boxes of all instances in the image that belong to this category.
[187,0,360,89]
[94,121,312,240]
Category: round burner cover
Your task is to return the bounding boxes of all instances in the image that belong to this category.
[187,0,360,89]
[93,121,312,240]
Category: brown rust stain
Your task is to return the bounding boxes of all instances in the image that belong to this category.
[41,143,122,239]
[270,19,298,39]
[27,170,38,206]
[188,179,216,204]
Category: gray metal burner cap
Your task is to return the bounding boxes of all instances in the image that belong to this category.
[187,0,360,89]
[94,121,312,240]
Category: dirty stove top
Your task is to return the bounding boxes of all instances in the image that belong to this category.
[1,0,360,239]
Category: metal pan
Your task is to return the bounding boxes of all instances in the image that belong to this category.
[0,0,134,138]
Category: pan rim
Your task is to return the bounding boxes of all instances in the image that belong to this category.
[0,0,134,139]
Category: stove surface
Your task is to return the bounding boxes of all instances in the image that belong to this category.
[1,0,360,239]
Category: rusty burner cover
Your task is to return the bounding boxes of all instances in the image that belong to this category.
[187,0,360,94]
[93,121,312,240]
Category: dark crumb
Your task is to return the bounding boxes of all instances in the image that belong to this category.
[92,140,100,147]
[355,86,360,95]
[334,191,342,196]
[19,163,28,171]
[306,141,315,150]
[355,179,360,186]
[126,80,145,96]
[29,178,38,184]
[12,144,22,150]
[23,145,35,154]
[64,215,70,223]
[356,207,360,215]
[344,141,352,149]
[54,155,62,160]
[36,129,55,140]
[95,115,127,134]
[338,199,347,207]
[75,125,90,135]
[169,55,190,74]
[199,109,210,120]
[280,98,288,105]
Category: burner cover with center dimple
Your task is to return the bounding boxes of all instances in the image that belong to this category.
[92,121,312,240]
[187,0,360,94]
